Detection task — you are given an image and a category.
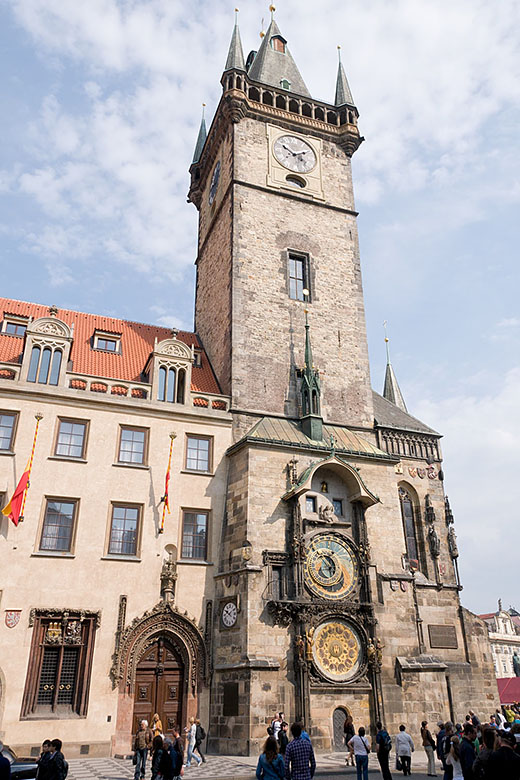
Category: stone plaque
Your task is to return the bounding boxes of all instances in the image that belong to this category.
[428,624,458,649]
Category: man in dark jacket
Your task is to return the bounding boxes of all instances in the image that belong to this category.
[0,742,11,780]
[375,720,393,780]
[46,740,67,780]
[460,725,476,780]
[487,730,520,778]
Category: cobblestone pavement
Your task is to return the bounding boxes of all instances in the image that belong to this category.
[67,751,434,780]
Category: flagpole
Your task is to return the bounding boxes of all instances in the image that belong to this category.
[160,432,176,534]
[19,412,43,523]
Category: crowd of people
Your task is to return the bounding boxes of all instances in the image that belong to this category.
[343,704,520,780]
[131,714,206,779]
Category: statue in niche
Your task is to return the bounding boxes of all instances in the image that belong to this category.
[295,635,305,659]
[428,524,441,558]
[319,504,335,524]
[447,526,459,559]
[513,652,520,677]
[305,627,315,661]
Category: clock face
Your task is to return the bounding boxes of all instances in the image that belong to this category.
[221,601,237,628]
[209,160,221,205]
[273,135,316,173]
[312,620,362,682]
[303,534,357,600]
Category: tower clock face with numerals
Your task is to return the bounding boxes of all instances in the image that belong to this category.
[303,534,357,600]
[273,135,317,173]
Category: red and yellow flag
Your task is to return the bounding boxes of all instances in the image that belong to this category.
[2,459,30,526]
[160,432,176,534]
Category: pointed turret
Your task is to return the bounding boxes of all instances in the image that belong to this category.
[247,15,310,97]
[224,9,245,71]
[382,334,407,412]
[300,311,322,440]
[192,106,207,164]
[335,46,354,106]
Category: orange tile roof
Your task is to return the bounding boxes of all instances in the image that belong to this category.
[0,298,221,395]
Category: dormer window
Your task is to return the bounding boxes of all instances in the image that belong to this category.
[93,331,121,354]
[2,316,28,337]
[271,36,286,54]
[193,350,202,368]
[280,78,291,90]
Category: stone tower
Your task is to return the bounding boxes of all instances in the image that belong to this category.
[188,12,498,757]
[189,14,373,429]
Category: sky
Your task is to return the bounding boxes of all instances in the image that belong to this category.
[0,0,519,614]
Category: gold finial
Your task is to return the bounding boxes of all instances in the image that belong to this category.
[269,3,276,16]
[169,432,177,440]
[383,321,390,362]
[260,16,265,38]
[35,412,44,420]
[337,45,342,62]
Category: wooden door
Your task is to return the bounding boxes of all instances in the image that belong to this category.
[133,637,184,735]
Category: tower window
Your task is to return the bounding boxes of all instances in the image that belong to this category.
[271,36,286,53]
[280,78,291,90]
[288,252,311,302]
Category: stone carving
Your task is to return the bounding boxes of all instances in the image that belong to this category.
[367,638,376,669]
[64,621,82,644]
[160,554,178,603]
[305,626,315,661]
[32,317,71,338]
[155,338,192,361]
[425,494,436,525]
[318,504,335,524]
[376,638,384,668]
[110,600,208,691]
[447,527,459,559]
[295,634,305,659]
[444,496,454,526]
[428,524,441,558]
[513,651,520,677]
[29,608,101,628]
[46,622,63,644]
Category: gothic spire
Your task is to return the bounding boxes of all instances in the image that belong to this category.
[300,310,322,440]
[191,105,207,164]
[247,15,311,97]
[224,9,246,71]
[382,331,408,412]
[335,46,354,106]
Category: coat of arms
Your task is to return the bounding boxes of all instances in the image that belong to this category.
[5,610,21,628]
[408,467,417,478]
[417,468,425,479]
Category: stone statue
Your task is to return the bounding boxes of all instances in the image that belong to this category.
[513,652,520,677]
[367,638,376,669]
[428,524,440,558]
[319,504,335,524]
[376,638,384,668]
[305,627,315,660]
[295,635,305,659]
[447,526,459,559]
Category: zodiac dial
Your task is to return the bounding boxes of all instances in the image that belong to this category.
[303,534,357,600]
[273,135,317,173]
[311,620,362,682]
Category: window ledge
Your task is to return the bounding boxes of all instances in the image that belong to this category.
[177,559,214,566]
[0,450,15,457]
[112,462,149,470]
[180,469,214,477]
[101,554,142,562]
[48,455,88,463]
[31,551,75,559]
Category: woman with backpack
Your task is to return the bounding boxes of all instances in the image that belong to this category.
[194,719,206,764]
[421,720,437,776]
[348,726,371,780]
[255,735,285,779]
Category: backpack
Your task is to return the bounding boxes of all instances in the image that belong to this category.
[198,725,206,741]
[63,759,69,778]
[383,733,392,751]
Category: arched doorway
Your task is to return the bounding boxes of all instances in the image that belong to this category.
[133,636,184,734]
[332,706,349,751]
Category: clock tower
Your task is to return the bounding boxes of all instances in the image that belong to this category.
[189,11,373,431]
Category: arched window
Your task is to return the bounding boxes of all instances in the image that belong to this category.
[399,486,419,568]
[49,350,62,386]
[166,368,176,403]
[177,369,186,404]
[157,366,167,401]
[302,390,309,416]
[312,390,319,415]
[27,345,41,383]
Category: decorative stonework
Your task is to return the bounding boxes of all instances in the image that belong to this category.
[31,317,72,340]
[28,607,101,628]
[155,338,193,362]
[110,601,208,692]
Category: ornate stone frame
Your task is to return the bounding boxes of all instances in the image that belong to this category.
[110,601,208,693]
